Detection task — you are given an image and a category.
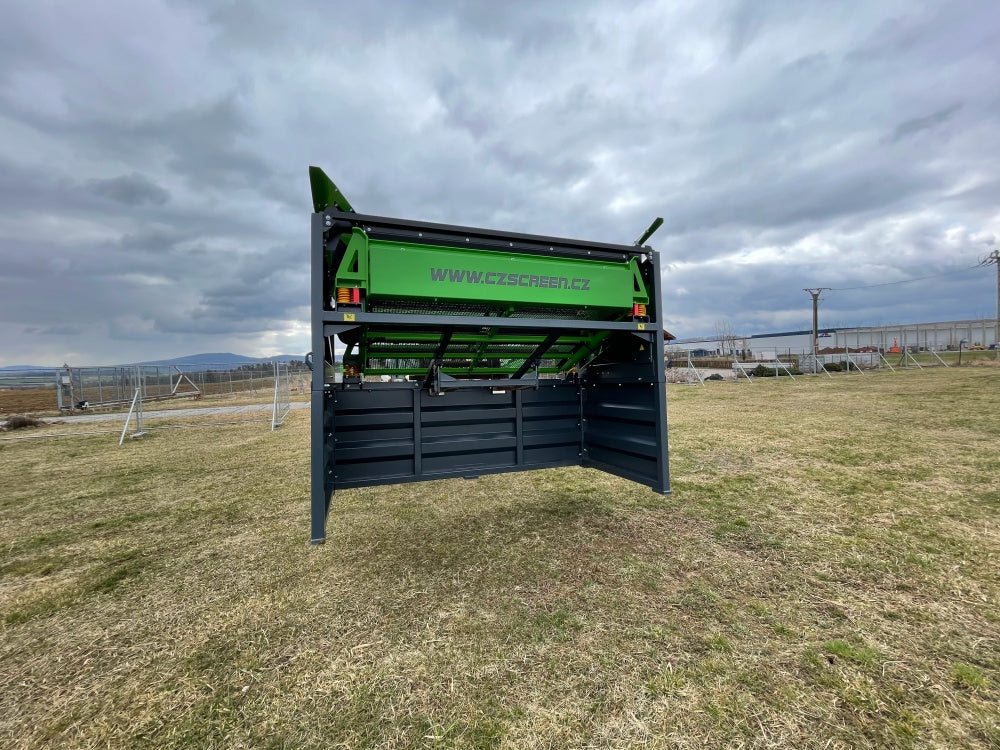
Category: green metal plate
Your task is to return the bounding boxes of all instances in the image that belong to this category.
[309,166,354,213]
[367,240,643,310]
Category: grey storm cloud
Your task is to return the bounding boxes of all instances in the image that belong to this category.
[0,0,999,366]
[89,173,170,206]
[890,104,964,142]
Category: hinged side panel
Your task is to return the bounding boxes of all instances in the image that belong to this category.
[579,250,670,494]
[327,381,581,491]
[581,365,669,492]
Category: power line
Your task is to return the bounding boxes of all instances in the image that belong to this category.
[830,263,982,291]
[979,249,1000,268]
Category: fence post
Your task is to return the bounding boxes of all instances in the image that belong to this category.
[119,388,146,445]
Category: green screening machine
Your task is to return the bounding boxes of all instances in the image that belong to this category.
[309,167,669,543]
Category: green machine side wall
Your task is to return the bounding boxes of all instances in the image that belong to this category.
[335,230,649,311]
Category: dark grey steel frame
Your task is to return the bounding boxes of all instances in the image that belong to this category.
[310,209,670,543]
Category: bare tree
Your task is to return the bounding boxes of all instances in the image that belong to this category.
[714,320,741,358]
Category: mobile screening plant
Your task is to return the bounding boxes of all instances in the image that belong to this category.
[309,167,670,543]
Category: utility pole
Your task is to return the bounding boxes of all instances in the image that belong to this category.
[980,249,999,359]
[803,288,831,356]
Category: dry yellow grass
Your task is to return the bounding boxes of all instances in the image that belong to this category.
[0,368,997,748]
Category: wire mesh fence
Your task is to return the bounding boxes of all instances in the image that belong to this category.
[661,345,991,385]
[0,361,309,442]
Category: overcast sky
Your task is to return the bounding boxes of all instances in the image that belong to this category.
[1,0,999,366]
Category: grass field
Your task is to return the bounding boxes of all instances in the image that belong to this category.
[1,367,997,748]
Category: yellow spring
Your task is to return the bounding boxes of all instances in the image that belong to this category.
[336,287,351,304]
[634,303,647,317]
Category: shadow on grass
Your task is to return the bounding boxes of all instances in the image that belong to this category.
[324,470,682,584]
